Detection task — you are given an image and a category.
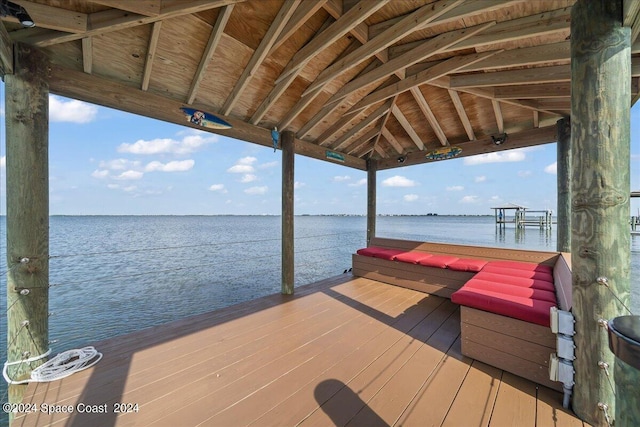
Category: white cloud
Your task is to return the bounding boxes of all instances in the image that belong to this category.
[464,150,526,165]
[404,194,419,202]
[107,184,120,190]
[49,95,98,123]
[91,169,109,179]
[144,160,194,172]
[245,186,268,195]
[446,185,464,191]
[122,185,137,192]
[238,156,257,165]
[99,159,141,171]
[240,174,257,183]
[333,175,351,182]
[209,184,227,193]
[544,162,557,175]
[294,181,305,189]
[258,161,278,169]
[115,170,144,180]
[117,133,217,155]
[382,175,416,187]
[475,175,486,183]
[348,178,367,187]
[228,164,254,173]
[460,195,479,203]
[518,170,532,177]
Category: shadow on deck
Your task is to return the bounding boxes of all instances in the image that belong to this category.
[15,274,586,426]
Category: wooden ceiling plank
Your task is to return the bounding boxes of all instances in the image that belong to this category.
[348,50,500,115]
[317,109,366,146]
[48,63,366,170]
[141,21,163,91]
[381,127,404,155]
[411,87,447,146]
[274,0,389,85]
[186,6,233,103]
[326,21,496,106]
[461,41,570,73]
[374,144,387,158]
[450,64,571,88]
[0,22,13,76]
[303,0,465,96]
[82,37,92,74]
[447,89,475,141]
[376,125,558,170]
[17,0,244,47]
[270,0,327,54]
[494,82,571,99]
[391,104,424,151]
[331,100,392,151]
[492,100,504,133]
[532,98,571,111]
[11,1,87,33]
[221,0,300,115]
[345,127,379,155]
[89,0,161,16]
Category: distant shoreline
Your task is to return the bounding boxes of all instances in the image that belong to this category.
[0,214,495,218]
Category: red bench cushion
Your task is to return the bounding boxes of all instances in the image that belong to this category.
[451,280,556,327]
[473,271,555,292]
[418,255,459,269]
[394,251,433,264]
[480,265,554,282]
[447,258,488,272]
[356,247,404,261]
[461,279,557,304]
[484,260,553,274]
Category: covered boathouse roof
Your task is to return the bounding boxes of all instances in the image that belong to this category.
[1,0,638,171]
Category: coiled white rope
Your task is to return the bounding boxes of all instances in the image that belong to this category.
[3,347,102,385]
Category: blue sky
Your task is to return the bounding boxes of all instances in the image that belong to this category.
[0,83,639,216]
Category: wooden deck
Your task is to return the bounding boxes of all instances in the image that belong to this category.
[15,274,587,427]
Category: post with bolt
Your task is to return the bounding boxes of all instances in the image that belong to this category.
[5,42,50,407]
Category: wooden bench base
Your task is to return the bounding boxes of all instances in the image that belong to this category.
[460,306,560,391]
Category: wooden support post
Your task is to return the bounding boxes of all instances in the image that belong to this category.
[281,131,295,295]
[571,1,634,425]
[366,159,376,246]
[557,117,571,252]
[5,43,50,406]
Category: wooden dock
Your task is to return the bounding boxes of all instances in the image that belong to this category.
[14,274,587,427]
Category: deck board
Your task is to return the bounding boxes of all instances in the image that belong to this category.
[14,274,586,427]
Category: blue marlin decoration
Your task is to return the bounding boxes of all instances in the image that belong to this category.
[271,127,280,152]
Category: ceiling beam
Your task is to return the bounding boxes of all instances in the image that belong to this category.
[411,87,448,146]
[330,100,393,151]
[274,0,389,85]
[450,65,571,88]
[89,0,161,16]
[492,100,504,133]
[82,37,92,74]
[142,21,163,91]
[533,111,539,128]
[221,0,300,115]
[303,0,464,96]
[11,0,87,33]
[345,127,380,155]
[460,41,570,73]
[269,0,327,54]
[381,127,404,155]
[494,82,571,99]
[14,0,245,47]
[48,64,366,170]
[316,107,366,146]
[322,0,369,47]
[376,125,558,170]
[448,89,475,141]
[391,105,424,151]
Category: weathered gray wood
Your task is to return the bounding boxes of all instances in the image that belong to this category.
[5,43,50,407]
[0,21,13,76]
[556,117,571,253]
[570,1,633,425]
[367,160,376,245]
[281,131,294,295]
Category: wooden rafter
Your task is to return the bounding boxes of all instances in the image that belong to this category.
[447,89,475,141]
[142,21,162,91]
[82,37,92,74]
[494,82,571,99]
[316,108,366,146]
[14,0,245,47]
[381,127,404,155]
[345,127,380,156]
[391,105,424,151]
[89,0,161,16]
[303,0,464,96]
[331,100,393,151]
[221,0,300,115]
[451,65,571,88]
[411,87,448,146]
[274,0,389,85]
[187,6,233,103]
[461,41,570,73]
[269,0,327,54]
[10,1,87,33]
[492,100,504,133]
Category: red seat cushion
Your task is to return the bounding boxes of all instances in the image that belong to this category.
[452,282,556,327]
[447,258,488,272]
[394,251,432,264]
[418,255,459,268]
[473,271,555,292]
[355,247,404,261]
[484,260,553,275]
[356,246,385,257]
[480,265,554,282]
[462,279,557,304]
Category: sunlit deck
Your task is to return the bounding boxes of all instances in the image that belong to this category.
[15,274,586,427]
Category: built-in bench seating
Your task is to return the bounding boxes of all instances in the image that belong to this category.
[353,237,572,391]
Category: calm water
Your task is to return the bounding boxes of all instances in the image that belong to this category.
[0,215,638,421]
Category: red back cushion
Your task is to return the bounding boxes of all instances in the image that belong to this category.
[447,258,488,272]
[418,255,459,269]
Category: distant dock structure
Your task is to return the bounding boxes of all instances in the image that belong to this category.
[492,203,553,229]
